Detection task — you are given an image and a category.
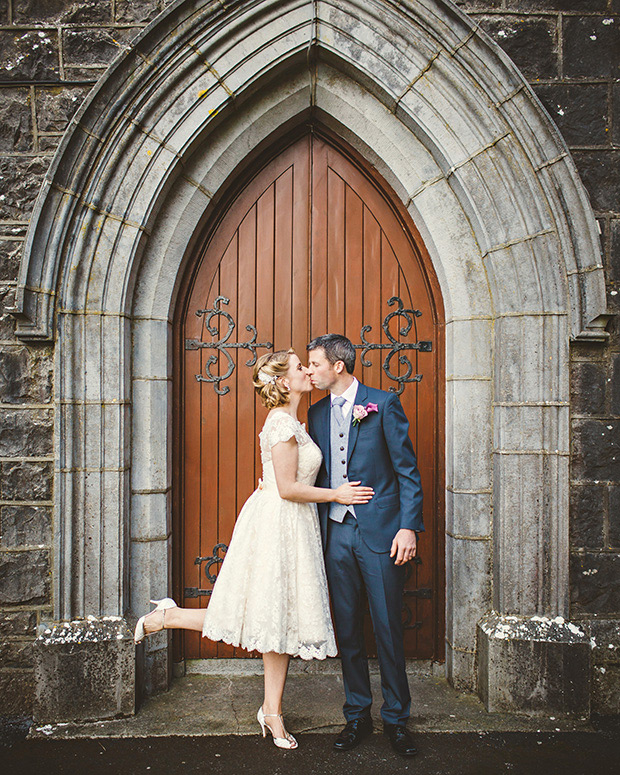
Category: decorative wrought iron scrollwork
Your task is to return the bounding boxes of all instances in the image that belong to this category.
[187,296,273,395]
[184,543,228,598]
[189,294,430,397]
[354,296,432,395]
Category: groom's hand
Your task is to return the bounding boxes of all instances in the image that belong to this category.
[390,529,417,565]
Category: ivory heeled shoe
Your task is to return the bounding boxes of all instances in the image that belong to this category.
[257,706,298,750]
[133,598,177,644]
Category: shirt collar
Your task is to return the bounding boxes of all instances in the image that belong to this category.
[331,377,359,406]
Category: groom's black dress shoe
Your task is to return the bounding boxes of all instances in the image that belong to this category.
[333,717,373,750]
[383,723,418,757]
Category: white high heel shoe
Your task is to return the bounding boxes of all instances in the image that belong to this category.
[134,598,177,644]
[257,706,298,750]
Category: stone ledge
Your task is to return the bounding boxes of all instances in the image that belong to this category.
[33,616,135,724]
[477,612,591,716]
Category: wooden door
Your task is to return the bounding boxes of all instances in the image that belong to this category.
[176,133,444,660]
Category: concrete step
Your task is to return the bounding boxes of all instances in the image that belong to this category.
[30,666,593,740]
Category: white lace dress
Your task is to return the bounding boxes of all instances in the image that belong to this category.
[201,411,337,660]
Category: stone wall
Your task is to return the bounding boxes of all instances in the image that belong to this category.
[0,0,618,715]
[455,0,620,713]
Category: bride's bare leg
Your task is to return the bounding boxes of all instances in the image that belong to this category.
[262,651,291,740]
[143,606,205,635]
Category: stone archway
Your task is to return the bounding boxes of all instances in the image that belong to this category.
[14,0,607,705]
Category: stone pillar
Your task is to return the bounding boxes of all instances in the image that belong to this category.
[33,617,135,723]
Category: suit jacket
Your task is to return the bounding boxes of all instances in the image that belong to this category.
[307,381,424,553]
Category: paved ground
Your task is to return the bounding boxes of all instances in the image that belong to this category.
[2,667,619,774]
[3,726,620,775]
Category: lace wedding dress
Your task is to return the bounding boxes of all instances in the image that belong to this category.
[201,410,337,660]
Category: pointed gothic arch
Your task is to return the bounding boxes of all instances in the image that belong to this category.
[14,0,608,695]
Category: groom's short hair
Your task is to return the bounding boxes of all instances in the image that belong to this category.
[307,334,356,374]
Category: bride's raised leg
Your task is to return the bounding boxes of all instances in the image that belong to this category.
[261,651,297,747]
[136,603,206,642]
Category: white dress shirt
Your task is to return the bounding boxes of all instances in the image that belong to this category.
[330,377,359,419]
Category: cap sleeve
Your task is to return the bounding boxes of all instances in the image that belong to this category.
[264,413,299,449]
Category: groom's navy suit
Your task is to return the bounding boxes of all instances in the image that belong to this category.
[307,381,423,725]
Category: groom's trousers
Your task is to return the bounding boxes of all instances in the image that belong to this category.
[325,514,411,725]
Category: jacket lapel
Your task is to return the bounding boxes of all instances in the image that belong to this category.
[347,382,368,463]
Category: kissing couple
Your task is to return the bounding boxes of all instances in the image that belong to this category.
[135,334,424,757]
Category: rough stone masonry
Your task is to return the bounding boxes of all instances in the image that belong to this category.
[0,0,618,717]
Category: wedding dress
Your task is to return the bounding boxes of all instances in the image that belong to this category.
[201,410,337,660]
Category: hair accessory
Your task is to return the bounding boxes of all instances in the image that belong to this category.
[257,369,277,385]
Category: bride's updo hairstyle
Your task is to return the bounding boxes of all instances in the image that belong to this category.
[252,349,294,409]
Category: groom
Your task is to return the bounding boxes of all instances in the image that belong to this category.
[306,334,423,758]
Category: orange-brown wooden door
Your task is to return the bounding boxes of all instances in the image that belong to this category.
[177,133,444,660]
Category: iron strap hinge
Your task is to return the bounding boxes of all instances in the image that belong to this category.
[184,587,213,598]
[404,587,432,599]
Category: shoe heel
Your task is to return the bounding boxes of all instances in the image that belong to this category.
[257,707,267,738]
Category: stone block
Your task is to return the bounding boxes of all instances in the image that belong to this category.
[0,668,35,716]
[477,613,591,715]
[506,1,607,9]
[0,461,53,501]
[0,409,53,457]
[569,485,605,550]
[0,87,33,152]
[592,664,620,715]
[62,27,136,68]
[571,419,619,483]
[131,491,170,541]
[0,30,59,82]
[13,0,79,22]
[570,360,606,416]
[0,639,34,668]
[33,617,135,723]
[446,535,491,651]
[446,379,492,492]
[0,156,52,220]
[0,549,50,605]
[36,86,90,133]
[1,505,52,547]
[611,351,620,416]
[613,83,620,148]
[446,490,491,537]
[570,552,620,615]
[573,151,620,214]
[0,610,37,637]
[59,1,112,24]
[131,379,171,493]
[563,15,620,80]
[610,486,620,548]
[446,642,474,692]
[116,0,162,24]
[0,285,16,339]
[38,135,62,152]
[478,15,558,81]
[0,346,53,403]
[132,318,171,380]
[0,239,22,282]
[590,619,620,664]
[533,83,609,149]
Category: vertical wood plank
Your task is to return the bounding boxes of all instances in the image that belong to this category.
[344,184,363,374]
[327,166,345,337]
[274,167,293,352]
[362,208,382,390]
[310,137,328,341]
[215,237,238,657]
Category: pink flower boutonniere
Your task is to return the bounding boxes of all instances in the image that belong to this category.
[352,402,379,425]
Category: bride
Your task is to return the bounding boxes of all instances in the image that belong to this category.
[134,349,374,749]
